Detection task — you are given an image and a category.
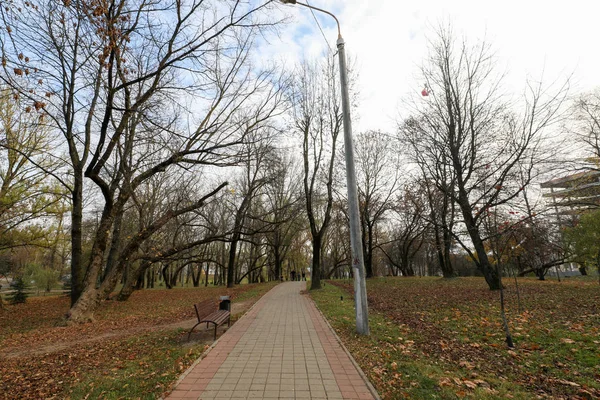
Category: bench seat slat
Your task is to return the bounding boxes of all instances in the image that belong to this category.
[200,310,229,325]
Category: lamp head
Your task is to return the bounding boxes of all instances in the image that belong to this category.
[280,0,297,3]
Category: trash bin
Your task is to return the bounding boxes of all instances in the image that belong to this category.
[219,295,231,312]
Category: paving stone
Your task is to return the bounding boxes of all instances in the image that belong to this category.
[166,282,377,400]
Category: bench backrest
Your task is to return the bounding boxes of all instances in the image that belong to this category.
[194,299,218,321]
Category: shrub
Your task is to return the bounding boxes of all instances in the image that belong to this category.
[9,277,28,304]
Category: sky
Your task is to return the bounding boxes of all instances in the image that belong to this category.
[269,0,600,133]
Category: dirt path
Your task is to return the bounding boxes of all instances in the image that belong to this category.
[1,300,252,359]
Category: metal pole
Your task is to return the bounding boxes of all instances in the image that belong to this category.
[337,36,369,335]
[281,0,369,335]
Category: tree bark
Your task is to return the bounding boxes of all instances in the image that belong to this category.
[310,236,322,290]
[118,261,151,301]
[192,264,201,287]
[103,211,124,282]
[274,246,282,282]
[458,191,501,290]
[162,264,172,289]
[441,227,454,278]
[70,171,84,305]
[227,233,240,288]
[365,223,374,278]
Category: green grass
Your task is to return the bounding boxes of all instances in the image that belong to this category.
[68,330,204,400]
[311,282,552,399]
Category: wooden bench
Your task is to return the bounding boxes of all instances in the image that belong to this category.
[187,299,231,341]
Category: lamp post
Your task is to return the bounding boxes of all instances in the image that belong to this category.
[281,0,369,335]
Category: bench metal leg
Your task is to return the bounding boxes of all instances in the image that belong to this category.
[188,322,201,341]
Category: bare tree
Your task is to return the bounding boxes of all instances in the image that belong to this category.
[380,183,430,276]
[322,202,351,279]
[225,131,279,288]
[290,57,342,290]
[263,152,304,281]
[571,89,600,162]
[352,130,399,277]
[400,25,568,290]
[2,0,287,322]
[116,176,229,299]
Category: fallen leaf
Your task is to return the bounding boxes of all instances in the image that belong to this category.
[555,379,580,387]
[439,377,453,387]
[463,380,477,389]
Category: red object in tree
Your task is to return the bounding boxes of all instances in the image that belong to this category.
[421,88,429,97]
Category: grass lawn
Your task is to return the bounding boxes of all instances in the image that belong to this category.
[311,277,600,400]
[0,281,278,399]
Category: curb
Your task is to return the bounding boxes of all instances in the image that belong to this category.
[307,294,382,400]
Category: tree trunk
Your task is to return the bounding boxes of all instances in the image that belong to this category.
[192,264,201,287]
[227,233,241,288]
[170,266,179,288]
[66,287,101,323]
[365,224,374,278]
[136,268,145,289]
[274,246,282,282]
[441,227,454,278]
[147,267,154,289]
[70,171,85,305]
[472,235,501,290]
[162,264,172,289]
[67,210,116,322]
[432,218,446,277]
[310,236,322,290]
[103,211,123,282]
[536,268,546,280]
[234,244,242,284]
[458,195,500,290]
[214,263,220,286]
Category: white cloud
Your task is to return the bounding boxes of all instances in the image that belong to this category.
[270,0,600,133]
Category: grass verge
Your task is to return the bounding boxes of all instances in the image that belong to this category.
[310,280,595,399]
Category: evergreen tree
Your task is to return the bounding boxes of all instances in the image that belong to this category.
[9,277,28,304]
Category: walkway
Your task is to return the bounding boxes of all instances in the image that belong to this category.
[167,281,378,400]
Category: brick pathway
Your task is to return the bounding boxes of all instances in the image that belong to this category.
[166,282,378,400]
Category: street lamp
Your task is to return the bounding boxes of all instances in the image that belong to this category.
[281,0,369,335]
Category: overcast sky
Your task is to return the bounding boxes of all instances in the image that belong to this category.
[270,0,600,133]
